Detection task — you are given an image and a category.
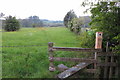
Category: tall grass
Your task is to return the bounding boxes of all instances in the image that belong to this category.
[0,29,2,79]
[2,27,82,78]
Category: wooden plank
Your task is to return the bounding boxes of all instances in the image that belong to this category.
[57,64,68,71]
[53,57,98,63]
[53,47,102,52]
[57,62,91,79]
[97,62,117,67]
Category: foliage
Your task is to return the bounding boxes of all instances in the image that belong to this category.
[4,16,20,31]
[64,10,88,34]
[0,12,5,18]
[41,19,64,27]
[81,16,91,27]
[20,15,43,27]
[89,2,120,51]
[29,16,43,27]
[111,34,120,53]
[69,18,84,34]
[79,29,95,48]
[63,10,77,27]
[20,17,64,27]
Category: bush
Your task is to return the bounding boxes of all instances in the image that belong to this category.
[4,16,20,31]
[79,30,95,48]
[111,34,120,53]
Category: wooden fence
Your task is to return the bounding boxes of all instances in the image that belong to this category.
[48,42,118,79]
[97,52,118,78]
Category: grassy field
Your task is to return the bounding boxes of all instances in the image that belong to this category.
[2,27,85,78]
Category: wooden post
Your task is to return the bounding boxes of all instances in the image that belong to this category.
[95,32,103,49]
[106,42,109,52]
[109,56,114,78]
[115,56,118,78]
[48,42,56,71]
[104,42,109,78]
[95,32,103,78]
[115,67,118,78]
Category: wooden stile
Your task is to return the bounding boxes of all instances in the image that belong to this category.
[48,32,118,78]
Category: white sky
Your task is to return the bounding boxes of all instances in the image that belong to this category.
[0,0,91,20]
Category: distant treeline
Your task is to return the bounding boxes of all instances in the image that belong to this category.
[1,15,91,28]
[18,16,64,27]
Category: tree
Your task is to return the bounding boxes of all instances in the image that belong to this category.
[90,2,120,50]
[70,18,84,34]
[64,10,77,27]
[82,16,91,27]
[4,16,20,31]
[28,16,43,27]
[20,16,43,27]
[19,19,31,27]
[0,13,5,29]
[0,13,5,18]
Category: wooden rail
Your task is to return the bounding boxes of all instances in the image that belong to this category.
[52,47,102,52]
[97,62,117,67]
[97,52,118,56]
[50,57,97,63]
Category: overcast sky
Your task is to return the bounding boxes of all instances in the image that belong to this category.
[0,0,91,20]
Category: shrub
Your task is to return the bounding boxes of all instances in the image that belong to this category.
[79,30,95,48]
[111,34,120,53]
[4,16,20,31]
[64,10,77,27]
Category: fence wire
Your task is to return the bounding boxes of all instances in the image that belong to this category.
[1,44,47,48]
[1,42,80,48]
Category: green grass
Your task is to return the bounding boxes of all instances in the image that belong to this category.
[2,27,82,78]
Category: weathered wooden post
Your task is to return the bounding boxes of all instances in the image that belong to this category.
[48,42,56,71]
[104,42,109,78]
[109,52,118,78]
[115,58,118,78]
[95,32,103,49]
[109,56,114,78]
[95,32,103,78]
